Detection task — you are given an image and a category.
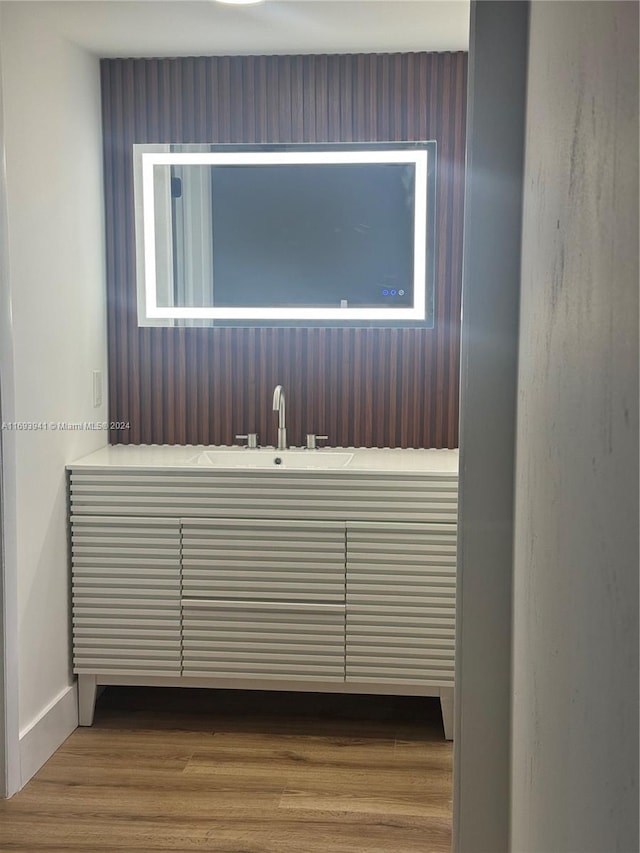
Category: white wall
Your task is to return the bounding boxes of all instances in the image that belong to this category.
[0,3,107,788]
[512,2,639,851]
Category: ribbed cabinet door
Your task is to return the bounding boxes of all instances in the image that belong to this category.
[346,521,456,686]
[181,518,346,680]
[181,518,346,601]
[182,600,346,680]
[71,515,181,675]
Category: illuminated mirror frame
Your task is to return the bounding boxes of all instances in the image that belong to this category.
[133,143,436,327]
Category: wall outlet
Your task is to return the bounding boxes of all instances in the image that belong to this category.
[92,370,103,408]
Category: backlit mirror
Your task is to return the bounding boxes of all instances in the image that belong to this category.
[133,142,436,327]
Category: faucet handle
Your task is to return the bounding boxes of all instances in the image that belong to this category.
[305,434,328,450]
[236,433,258,449]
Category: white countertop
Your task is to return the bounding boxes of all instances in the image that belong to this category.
[68,444,459,474]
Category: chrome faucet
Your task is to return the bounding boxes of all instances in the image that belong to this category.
[272,384,287,450]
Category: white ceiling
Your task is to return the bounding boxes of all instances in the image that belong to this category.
[11,0,469,57]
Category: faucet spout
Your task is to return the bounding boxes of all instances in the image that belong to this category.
[272,385,287,450]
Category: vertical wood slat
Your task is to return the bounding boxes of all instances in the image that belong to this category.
[101,52,467,449]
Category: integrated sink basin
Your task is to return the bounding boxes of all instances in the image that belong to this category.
[68,444,459,474]
[190,449,354,469]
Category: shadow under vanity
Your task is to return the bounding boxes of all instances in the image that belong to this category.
[67,442,458,739]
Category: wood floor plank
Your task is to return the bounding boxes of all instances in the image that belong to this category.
[0,688,452,853]
[183,732,400,777]
[0,814,448,853]
[279,790,450,819]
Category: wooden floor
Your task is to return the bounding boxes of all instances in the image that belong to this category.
[0,688,453,853]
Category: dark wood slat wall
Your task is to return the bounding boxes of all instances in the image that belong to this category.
[102,52,467,449]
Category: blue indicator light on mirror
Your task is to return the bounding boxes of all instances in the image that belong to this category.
[390,289,397,296]
[382,289,389,296]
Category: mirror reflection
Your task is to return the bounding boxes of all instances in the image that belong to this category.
[134,144,435,327]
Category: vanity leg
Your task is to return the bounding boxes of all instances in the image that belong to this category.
[78,675,97,726]
[440,687,454,741]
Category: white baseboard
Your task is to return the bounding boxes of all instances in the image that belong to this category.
[18,683,78,788]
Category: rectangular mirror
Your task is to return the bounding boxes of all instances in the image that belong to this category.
[133,142,436,327]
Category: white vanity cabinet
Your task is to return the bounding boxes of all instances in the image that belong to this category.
[68,448,458,737]
[181,518,346,680]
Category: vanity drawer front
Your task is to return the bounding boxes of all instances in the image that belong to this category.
[182,599,345,680]
[346,604,455,685]
[181,519,346,602]
[71,515,181,676]
[346,521,456,686]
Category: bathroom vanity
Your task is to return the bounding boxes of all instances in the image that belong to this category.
[67,445,458,738]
